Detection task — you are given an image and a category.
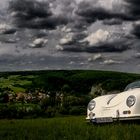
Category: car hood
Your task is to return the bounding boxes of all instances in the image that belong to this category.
[103,94,124,108]
[95,88,140,108]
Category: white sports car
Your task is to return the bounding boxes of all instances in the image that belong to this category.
[86,81,140,123]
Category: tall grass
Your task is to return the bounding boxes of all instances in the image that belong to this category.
[0,116,140,140]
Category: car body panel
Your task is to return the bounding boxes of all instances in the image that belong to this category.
[86,84,140,123]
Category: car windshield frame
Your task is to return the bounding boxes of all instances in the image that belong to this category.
[124,81,140,91]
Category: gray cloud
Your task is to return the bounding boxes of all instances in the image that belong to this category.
[0,23,17,35]
[9,0,68,29]
[131,22,140,38]
[61,42,129,53]
[13,15,67,29]
[9,0,52,19]
[101,59,124,65]
[125,0,140,19]
[2,28,16,34]
[58,27,131,53]
[103,19,123,25]
[58,34,130,53]
[75,1,134,24]
[29,38,48,48]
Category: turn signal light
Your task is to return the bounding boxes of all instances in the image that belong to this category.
[123,110,131,114]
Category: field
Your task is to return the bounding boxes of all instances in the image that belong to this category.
[0,116,140,140]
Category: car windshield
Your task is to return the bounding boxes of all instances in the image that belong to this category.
[124,81,140,91]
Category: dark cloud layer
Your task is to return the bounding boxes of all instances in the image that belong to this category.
[2,28,16,34]
[125,0,140,38]
[132,24,140,38]
[125,0,140,18]
[75,1,133,23]
[12,15,67,29]
[9,0,52,19]
[61,41,130,53]
[9,0,68,29]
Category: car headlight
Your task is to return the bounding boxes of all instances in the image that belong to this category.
[126,95,136,107]
[88,100,96,111]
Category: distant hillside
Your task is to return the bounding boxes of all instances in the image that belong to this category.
[0,70,140,94]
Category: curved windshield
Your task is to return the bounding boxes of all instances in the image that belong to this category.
[124,81,140,91]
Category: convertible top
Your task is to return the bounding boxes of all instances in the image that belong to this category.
[124,81,140,91]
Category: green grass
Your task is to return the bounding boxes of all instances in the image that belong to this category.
[0,116,140,140]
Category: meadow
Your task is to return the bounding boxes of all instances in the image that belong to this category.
[0,116,140,140]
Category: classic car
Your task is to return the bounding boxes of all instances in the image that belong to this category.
[86,81,140,123]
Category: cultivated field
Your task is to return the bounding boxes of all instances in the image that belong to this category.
[0,116,140,140]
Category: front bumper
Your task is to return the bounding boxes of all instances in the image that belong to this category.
[86,116,140,124]
[88,117,113,123]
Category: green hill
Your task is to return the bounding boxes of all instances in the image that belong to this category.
[0,70,140,94]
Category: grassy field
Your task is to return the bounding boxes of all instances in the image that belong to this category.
[0,116,140,140]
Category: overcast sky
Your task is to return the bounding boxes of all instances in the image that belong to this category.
[0,0,140,73]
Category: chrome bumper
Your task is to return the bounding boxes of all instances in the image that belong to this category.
[86,116,140,124]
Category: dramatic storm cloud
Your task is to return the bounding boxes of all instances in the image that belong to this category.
[9,0,68,29]
[0,0,140,72]
[75,0,133,23]
[125,0,140,18]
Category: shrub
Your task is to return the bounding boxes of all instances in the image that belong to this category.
[0,103,42,119]
[69,106,86,115]
[58,107,69,115]
[44,106,55,118]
